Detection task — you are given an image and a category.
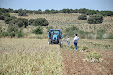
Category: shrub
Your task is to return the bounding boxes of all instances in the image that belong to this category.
[18,11,27,16]
[0,15,5,20]
[32,26,43,34]
[18,18,28,27]
[2,32,9,37]
[9,19,23,28]
[108,33,113,39]
[0,11,2,15]
[5,17,12,24]
[9,18,28,28]
[7,25,18,33]
[87,14,103,24]
[78,14,87,20]
[17,30,24,38]
[96,28,105,39]
[5,16,16,24]
[9,32,15,38]
[33,18,49,26]
[3,13,10,17]
[29,19,35,25]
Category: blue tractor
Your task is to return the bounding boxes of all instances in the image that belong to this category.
[48,29,63,47]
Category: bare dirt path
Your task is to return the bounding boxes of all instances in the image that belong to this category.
[61,49,113,75]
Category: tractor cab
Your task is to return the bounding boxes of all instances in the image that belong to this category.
[48,29,63,45]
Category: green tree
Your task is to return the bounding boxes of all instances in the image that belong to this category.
[33,18,49,26]
[87,14,103,24]
[44,9,50,14]
[51,9,57,13]
[86,10,97,15]
[78,14,87,20]
[79,8,88,14]
[37,9,43,14]
[18,9,27,16]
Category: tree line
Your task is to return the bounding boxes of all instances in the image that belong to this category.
[0,8,113,16]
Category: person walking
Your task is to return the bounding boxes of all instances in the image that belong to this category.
[73,34,79,50]
[67,37,70,46]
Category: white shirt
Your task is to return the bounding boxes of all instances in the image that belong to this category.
[73,36,79,43]
[67,38,70,43]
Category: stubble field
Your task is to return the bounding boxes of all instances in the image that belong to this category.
[0,38,113,75]
[0,38,62,75]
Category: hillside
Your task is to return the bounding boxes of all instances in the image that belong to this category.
[9,13,113,33]
[0,13,113,39]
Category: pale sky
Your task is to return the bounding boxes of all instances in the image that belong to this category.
[0,0,113,11]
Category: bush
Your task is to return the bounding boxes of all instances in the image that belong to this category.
[32,26,43,34]
[0,15,5,20]
[5,17,12,24]
[9,19,23,27]
[7,25,18,33]
[78,14,87,20]
[2,32,9,37]
[33,18,49,26]
[108,33,113,39]
[29,19,35,25]
[87,14,103,24]
[5,16,16,24]
[18,11,27,16]
[96,28,105,39]
[18,18,28,27]
[3,13,10,17]
[9,32,15,38]
[0,11,3,15]
[17,30,24,38]
[9,18,28,28]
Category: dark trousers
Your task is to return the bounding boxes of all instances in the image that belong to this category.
[74,42,77,50]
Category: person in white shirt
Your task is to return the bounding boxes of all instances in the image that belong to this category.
[67,37,70,46]
[73,34,79,50]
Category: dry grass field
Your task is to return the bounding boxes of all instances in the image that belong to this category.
[0,38,113,75]
[0,38,62,75]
